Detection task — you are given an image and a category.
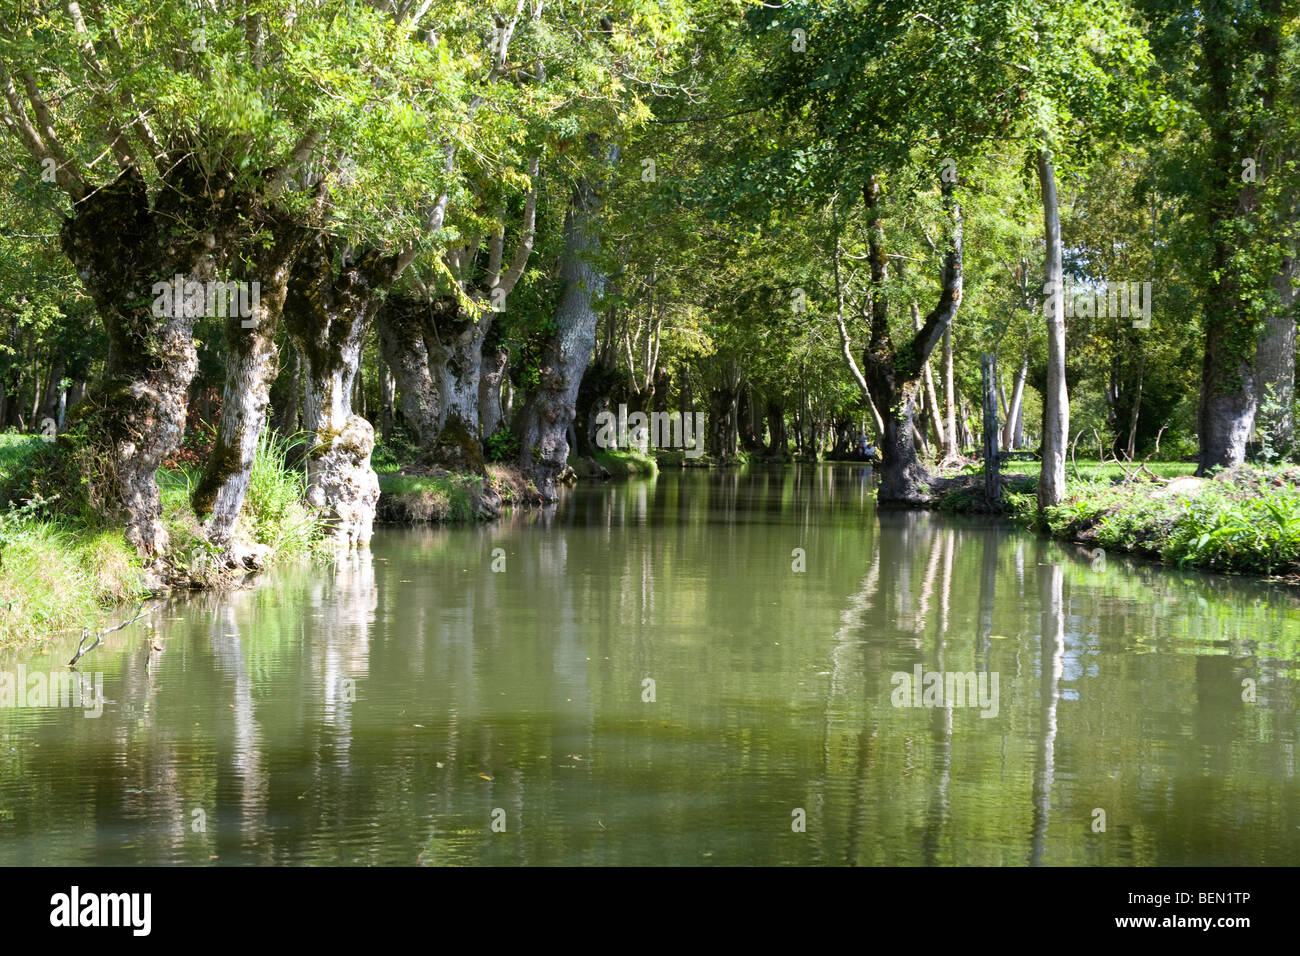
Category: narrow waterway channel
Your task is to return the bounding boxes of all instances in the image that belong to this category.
[1,464,1296,865]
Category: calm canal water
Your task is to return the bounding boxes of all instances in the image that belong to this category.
[1,465,1297,865]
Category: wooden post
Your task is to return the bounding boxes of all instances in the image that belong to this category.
[981,353,1001,502]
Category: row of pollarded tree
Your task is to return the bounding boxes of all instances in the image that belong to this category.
[37,152,607,567]
[0,1,634,573]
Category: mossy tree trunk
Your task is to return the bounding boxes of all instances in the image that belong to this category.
[1194,3,1282,473]
[376,293,492,477]
[860,176,963,506]
[514,176,606,500]
[479,319,509,439]
[766,401,788,457]
[374,164,536,478]
[191,213,305,556]
[284,234,398,549]
[376,293,442,448]
[60,165,241,561]
[427,296,491,475]
[431,175,537,475]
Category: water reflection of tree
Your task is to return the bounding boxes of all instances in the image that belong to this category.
[207,594,269,859]
[1029,542,1065,866]
[920,526,956,865]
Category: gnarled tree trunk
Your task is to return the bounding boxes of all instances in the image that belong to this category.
[376,293,441,448]
[427,297,492,475]
[192,214,304,557]
[860,176,963,505]
[60,165,237,561]
[513,174,607,500]
[284,235,396,549]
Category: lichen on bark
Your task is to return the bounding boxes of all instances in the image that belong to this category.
[58,161,245,562]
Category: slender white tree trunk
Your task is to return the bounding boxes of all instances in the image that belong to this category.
[942,325,958,460]
[1001,352,1028,451]
[1038,149,1069,510]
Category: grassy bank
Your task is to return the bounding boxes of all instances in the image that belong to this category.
[376,463,541,523]
[939,460,1300,578]
[0,435,144,646]
[0,431,327,647]
[591,448,659,477]
[652,449,753,468]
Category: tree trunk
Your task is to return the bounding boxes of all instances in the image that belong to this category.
[830,415,853,458]
[1037,149,1069,510]
[513,169,609,500]
[942,325,958,460]
[271,342,302,438]
[1125,357,1144,461]
[874,386,928,501]
[384,293,495,476]
[1001,351,1028,451]
[1255,249,1298,458]
[709,387,731,457]
[1198,333,1257,470]
[378,356,396,445]
[192,216,303,554]
[957,399,975,452]
[283,235,395,549]
[766,400,787,457]
[36,354,64,426]
[59,166,233,561]
[376,293,441,449]
[982,353,1001,502]
[1194,5,1279,472]
[574,360,619,458]
[66,379,87,417]
[861,176,963,504]
[479,319,509,439]
[723,359,742,457]
[429,301,492,475]
[911,300,945,452]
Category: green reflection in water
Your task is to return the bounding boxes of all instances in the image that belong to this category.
[0,464,1296,865]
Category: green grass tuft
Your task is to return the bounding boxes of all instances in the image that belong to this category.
[590,449,659,477]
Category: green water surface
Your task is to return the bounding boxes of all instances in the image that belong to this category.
[1,465,1296,865]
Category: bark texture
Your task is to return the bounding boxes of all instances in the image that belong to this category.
[1037,149,1069,510]
[513,176,606,500]
[1255,244,1298,457]
[376,293,441,448]
[284,234,398,549]
[60,165,239,560]
[860,176,963,504]
[479,319,509,439]
[192,212,305,556]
